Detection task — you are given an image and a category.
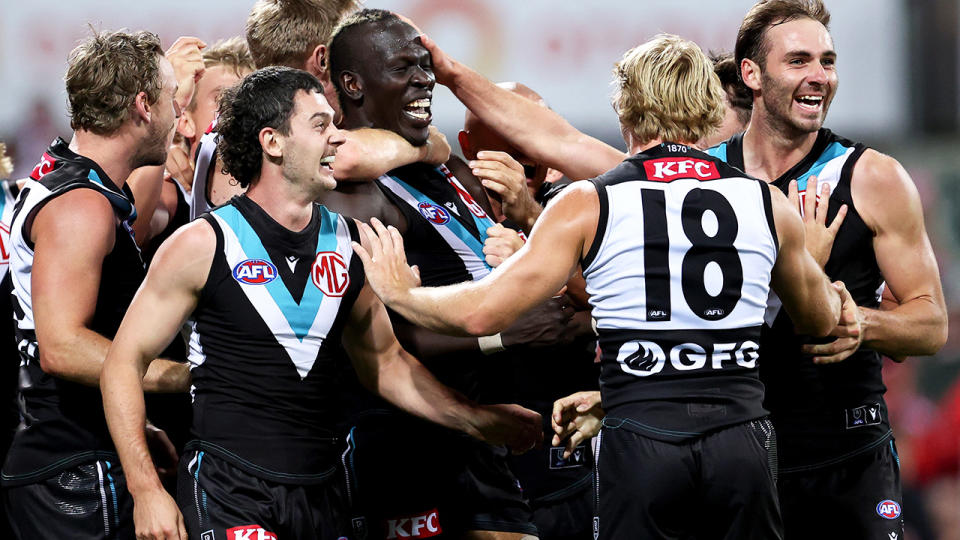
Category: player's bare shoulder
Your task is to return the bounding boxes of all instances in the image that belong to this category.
[850,148,922,233]
[146,217,217,290]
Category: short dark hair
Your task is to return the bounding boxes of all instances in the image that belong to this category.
[735,0,831,70]
[66,29,164,135]
[327,8,401,109]
[216,66,324,188]
[711,51,753,125]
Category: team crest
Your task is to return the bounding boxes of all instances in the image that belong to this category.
[232,259,278,285]
[876,499,901,520]
[417,202,450,224]
[312,251,349,296]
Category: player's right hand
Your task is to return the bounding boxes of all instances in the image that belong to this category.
[474,403,543,454]
[552,391,604,458]
[422,126,451,165]
[133,487,187,539]
[166,36,207,112]
[419,34,457,86]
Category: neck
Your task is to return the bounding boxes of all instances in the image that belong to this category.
[69,130,136,188]
[627,136,698,155]
[244,164,318,231]
[741,105,820,183]
[338,106,373,132]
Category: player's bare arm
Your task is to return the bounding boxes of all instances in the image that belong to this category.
[31,189,189,390]
[334,125,451,181]
[342,283,542,452]
[101,220,214,540]
[848,150,947,356]
[127,165,167,246]
[422,34,624,181]
[353,181,597,336]
[767,184,848,340]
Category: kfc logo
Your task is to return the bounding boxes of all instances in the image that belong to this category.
[312,251,349,296]
[644,158,720,181]
[226,525,278,540]
[386,508,442,539]
[30,153,56,180]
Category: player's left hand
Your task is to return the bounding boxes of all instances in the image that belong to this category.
[552,391,604,459]
[472,151,541,229]
[482,223,524,267]
[788,175,847,267]
[144,423,178,485]
[164,143,194,195]
[805,281,864,364]
[165,36,207,112]
[353,218,421,305]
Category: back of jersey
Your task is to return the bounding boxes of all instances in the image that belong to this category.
[582,143,778,442]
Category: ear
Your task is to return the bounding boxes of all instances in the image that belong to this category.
[457,131,476,160]
[133,91,151,123]
[740,58,762,92]
[339,71,363,101]
[177,112,196,140]
[304,44,326,78]
[259,127,283,159]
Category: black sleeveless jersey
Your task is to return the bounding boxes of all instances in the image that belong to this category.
[585,144,778,442]
[4,138,144,484]
[187,196,363,484]
[710,129,889,470]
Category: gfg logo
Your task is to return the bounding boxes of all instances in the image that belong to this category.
[232,259,278,285]
[876,500,901,520]
[617,340,759,377]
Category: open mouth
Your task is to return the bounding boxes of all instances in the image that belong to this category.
[403,98,432,121]
[794,94,824,112]
[320,155,335,172]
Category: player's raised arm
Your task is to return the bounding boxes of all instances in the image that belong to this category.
[421,34,625,180]
[352,181,596,335]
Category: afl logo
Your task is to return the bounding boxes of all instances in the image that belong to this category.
[232,259,278,285]
[312,251,350,297]
[617,340,666,377]
[418,202,450,225]
[876,500,901,520]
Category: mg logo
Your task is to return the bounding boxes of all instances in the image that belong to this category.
[312,251,349,296]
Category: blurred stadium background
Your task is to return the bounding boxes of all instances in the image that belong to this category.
[1,1,958,537]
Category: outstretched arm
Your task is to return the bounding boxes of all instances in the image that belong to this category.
[352,181,597,336]
[101,220,213,540]
[333,126,451,181]
[343,284,542,452]
[422,34,625,180]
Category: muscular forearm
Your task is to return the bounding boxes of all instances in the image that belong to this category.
[371,349,482,439]
[445,60,622,180]
[861,298,947,357]
[391,317,482,359]
[334,128,427,181]
[142,360,191,393]
[101,354,163,497]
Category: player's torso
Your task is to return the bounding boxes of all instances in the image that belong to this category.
[584,143,777,441]
[187,196,363,481]
[709,129,890,469]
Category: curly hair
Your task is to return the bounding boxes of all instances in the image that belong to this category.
[246,0,359,69]
[612,34,725,146]
[736,0,831,70]
[65,29,164,135]
[216,66,324,188]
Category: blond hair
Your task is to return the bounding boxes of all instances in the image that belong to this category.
[245,0,359,69]
[612,34,725,145]
[65,29,164,135]
[187,37,256,112]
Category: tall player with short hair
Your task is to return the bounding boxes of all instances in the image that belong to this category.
[703,1,947,536]
[101,66,541,540]
[4,30,191,539]
[353,34,855,539]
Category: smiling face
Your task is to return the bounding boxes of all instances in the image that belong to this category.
[350,19,435,145]
[278,89,345,193]
[756,18,837,136]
